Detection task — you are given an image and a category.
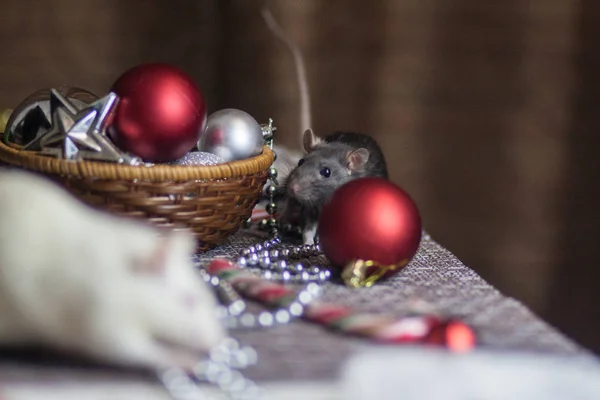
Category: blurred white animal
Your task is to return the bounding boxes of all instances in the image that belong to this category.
[0,169,225,371]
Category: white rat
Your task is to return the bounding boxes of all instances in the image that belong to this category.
[0,169,225,371]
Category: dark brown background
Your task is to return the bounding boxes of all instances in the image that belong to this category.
[1,0,598,352]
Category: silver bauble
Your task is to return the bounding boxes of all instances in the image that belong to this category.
[169,151,225,166]
[4,87,98,145]
[197,108,264,162]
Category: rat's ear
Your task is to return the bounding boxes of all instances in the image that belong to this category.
[302,129,323,153]
[130,234,168,276]
[130,229,195,276]
[347,148,370,172]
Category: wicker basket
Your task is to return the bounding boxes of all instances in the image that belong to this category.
[0,134,274,252]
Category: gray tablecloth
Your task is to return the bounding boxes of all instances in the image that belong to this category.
[195,229,587,382]
[0,229,588,390]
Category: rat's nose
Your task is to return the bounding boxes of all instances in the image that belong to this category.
[290,183,300,194]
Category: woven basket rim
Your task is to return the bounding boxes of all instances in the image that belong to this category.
[0,135,274,181]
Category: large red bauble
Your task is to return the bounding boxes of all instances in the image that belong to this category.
[108,63,207,162]
[318,177,422,281]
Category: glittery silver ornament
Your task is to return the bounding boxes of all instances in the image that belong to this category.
[169,151,225,166]
[197,108,264,162]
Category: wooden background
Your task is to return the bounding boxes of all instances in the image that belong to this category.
[1,0,599,352]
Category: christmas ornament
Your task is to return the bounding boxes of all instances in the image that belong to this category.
[23,89,140,164]
[3,87,99,145]
[424,319,477,352]
[318,177,422,288]
[198,108,264,162]
[169,151,225,166]
[250,206,275,224]
[108,63,207,162]
[207,259,475,351]
[0,109,11,134]
[260,117,277,148]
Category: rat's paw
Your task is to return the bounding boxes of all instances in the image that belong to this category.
[86,324,203,372]
[302,223,318,245]
[78,270,226,371]
[302,234,315,245]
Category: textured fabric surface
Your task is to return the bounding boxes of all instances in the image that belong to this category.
[3,0,600,353]
[193,229,587,382]
[0,229,587,388]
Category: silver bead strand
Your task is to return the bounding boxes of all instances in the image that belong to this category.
[198,267,322,330]
[237,236,331,284]
[159,337,262,400]
[262,119,279,236]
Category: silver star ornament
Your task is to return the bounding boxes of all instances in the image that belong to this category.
[23,89,140,165]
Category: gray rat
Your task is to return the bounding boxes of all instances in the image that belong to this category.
[282,129,388,244]
[260,6,388,244]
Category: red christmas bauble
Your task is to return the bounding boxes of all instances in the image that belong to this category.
[318,177,422,285]
[108,63,207,162]
[424,320,476,352]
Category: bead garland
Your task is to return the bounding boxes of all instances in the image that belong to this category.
[159,336,261,400]
[237,236,331,284]
[243,119,279,233]
[198,267,322,330]
[161,120,333,400]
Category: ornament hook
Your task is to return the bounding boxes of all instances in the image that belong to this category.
[260,118,277,149]
[0,109,12,135]
[342,259,409,288]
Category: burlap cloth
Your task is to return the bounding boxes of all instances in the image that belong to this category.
[194,229,587,382]
[0,229,587,387]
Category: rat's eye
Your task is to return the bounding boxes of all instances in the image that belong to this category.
[298,159,305,166]
[320,167,331,178]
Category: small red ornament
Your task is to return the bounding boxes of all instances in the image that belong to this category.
[108,63,207,162]
[318,177,422,287]
[424,320,477,352]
